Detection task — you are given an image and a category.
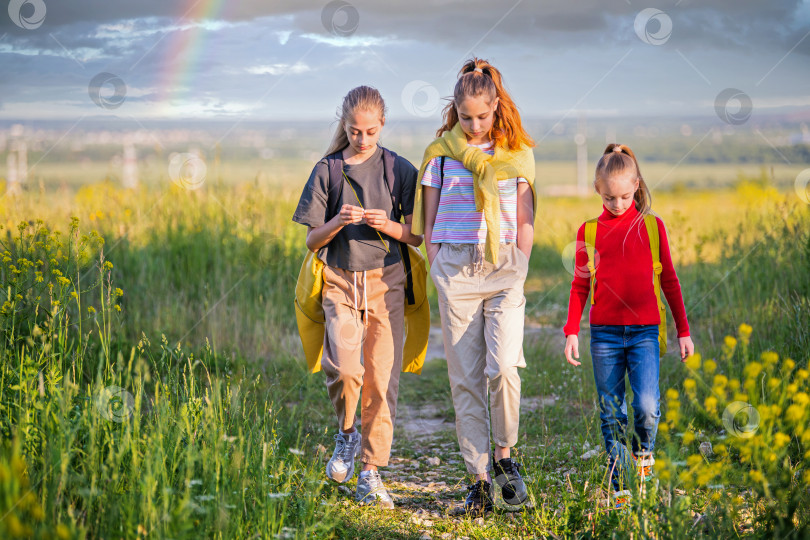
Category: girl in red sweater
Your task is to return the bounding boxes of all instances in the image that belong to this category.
[563,143,694,503]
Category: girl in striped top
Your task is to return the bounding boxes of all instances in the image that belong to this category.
[413,57,536,515]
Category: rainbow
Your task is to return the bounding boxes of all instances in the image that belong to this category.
[158,0,229,112]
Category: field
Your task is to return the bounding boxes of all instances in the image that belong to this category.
[1,158,809,539]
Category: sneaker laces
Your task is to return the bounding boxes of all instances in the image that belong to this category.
[333,433,355,462]
[498,458,522,476]
[467,480,488,498]
[364,470,383,490]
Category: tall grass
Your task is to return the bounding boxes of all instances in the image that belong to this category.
[0,171,807,538]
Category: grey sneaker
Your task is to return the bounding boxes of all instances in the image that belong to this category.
[326,431,361,483]
[355,470,394,509]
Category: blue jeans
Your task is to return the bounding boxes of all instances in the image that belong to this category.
[590,324,660,491]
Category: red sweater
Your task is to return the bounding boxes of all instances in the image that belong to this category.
[564,204,690,337]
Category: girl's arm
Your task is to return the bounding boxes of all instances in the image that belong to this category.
[656,217,694,360]
[305,204,364,251]
[516,182,534,260]
[563,223,591,336]
[422,185,441,265]
[363,211,423,247]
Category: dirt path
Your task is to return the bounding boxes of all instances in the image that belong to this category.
[382,323,563,525]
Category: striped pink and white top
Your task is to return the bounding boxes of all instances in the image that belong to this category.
[420,142,528,244]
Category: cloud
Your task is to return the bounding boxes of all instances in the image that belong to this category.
[246,62,311,75]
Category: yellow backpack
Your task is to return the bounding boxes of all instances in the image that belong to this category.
[583,213,667,356]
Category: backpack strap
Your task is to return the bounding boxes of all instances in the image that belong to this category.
[584,218,598,305]
[440,156,445,182]
[380,148,416,306]
[644,214,667,356]
[325,152,345,221]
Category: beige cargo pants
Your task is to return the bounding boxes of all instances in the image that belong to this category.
[320,262,406,467]
[430,242,528,474]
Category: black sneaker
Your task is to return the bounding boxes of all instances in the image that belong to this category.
[491,455,528,506]
[464,480,494,515]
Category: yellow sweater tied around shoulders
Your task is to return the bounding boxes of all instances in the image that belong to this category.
[411,122,537,264]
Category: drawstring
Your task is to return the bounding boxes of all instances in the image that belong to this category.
[353,271,358,318]
[472,244,485,276]
[352,270,368,326]
[362,270,368,326]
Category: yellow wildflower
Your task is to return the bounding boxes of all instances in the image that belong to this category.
[767,377,781,391]
[713,374,728,389]
[703,359,717,374]
[760,351,779,366]
[738,323,753,343]
[783,358,796,371]
[749,470,765,483]
[785,404,804,424]
[745,362,763,379]
[685,353,701,370]
[666,388,679,400]
[729,378,741,392]
[683,378,697,392]
[773,433,791,449]
[704,395,718,414]
[794,392,810,407]
[683,431,695,445]
[797,369,809,382]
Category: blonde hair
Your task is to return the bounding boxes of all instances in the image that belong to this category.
[436,57,534,151]
[324,85,387,157]
[594,143,652,215]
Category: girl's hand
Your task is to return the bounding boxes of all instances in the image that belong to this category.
[338,204,364,226]
[363,209,389,231]
[426,243,440,265]
[678,336,695,362]
[564,335,581,366]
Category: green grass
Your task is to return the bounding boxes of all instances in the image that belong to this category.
[0,168,808,538]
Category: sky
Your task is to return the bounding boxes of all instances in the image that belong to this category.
[0,0,809,122]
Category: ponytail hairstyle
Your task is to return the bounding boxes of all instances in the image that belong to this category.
[324,85,387,157]
[436,57,534,151]
[595,143,652,215]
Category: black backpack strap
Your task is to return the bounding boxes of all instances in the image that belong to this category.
[440,156,445,183]
[325,152,345,221]
[381,148,415,306]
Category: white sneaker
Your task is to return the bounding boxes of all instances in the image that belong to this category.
[326,431,361,483]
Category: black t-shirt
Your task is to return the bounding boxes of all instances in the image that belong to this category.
[292,146,417,271]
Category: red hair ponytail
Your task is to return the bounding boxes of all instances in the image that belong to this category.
[437,57,534,151]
